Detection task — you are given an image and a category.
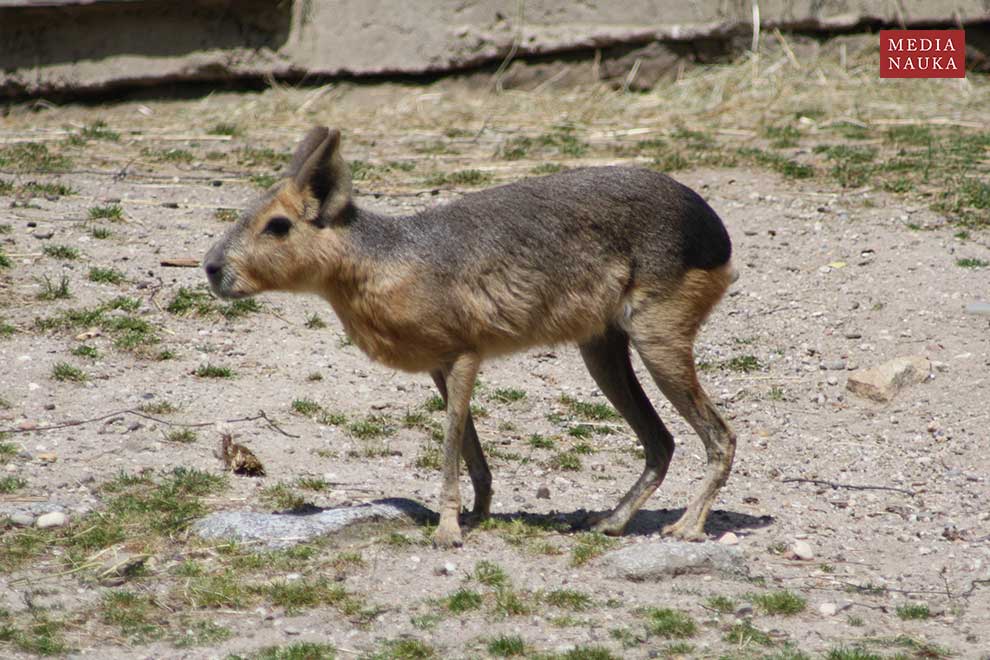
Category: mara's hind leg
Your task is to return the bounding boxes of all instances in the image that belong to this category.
[629,268,737,541]
[578,326,675,535]
[430,369,492,518]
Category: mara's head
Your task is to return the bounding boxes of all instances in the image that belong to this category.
[204,126,353,299]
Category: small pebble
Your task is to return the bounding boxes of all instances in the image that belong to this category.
[819,602,837,616]
[536,485,551,499]
[36,511,68,529]
[717,532,739,545]
[964,302,990,316]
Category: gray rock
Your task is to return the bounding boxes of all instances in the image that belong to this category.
[965,302,990,316]
[846,356,931,402]
[601,540,748,580]
[192,497,434,549]
[10,512,35,527]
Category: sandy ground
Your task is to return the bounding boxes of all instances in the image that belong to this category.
[1,77,989,659]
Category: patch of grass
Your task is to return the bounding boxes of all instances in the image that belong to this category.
[0,142,71,172]
[22,181,76,197]
[166,429,197,443]
[444,588,483,613]
[261,482,306,511]
[42,245,79,260]
[567,425,593,439]
[172,618,232,648]
[70,344,99,359]
[474,560,509,588]
[764,124,801,148]
[532,162,565,175]
[264,577,357,615]
[166,286,215,315]
[724,620,773,647]
[88,204,123,221]
[256,642,338,660]
[209,122,241,136]
[141,147,194,164]
[0,321,15,338]
[347,414,393,439]
[956,257,988,269]
[138,400,177,414]
[493,587,533,616]
[194,363,233,379]
[750,590,806,616]
[8,615,69,655]
[237,146,289,168]
[527,433,555,449]
[305,313,327,329]
[895,602,930,620]
[36,274,71,300]
[0,250,11,269]
[297,477,330,491]
[423,395,445,412]
[318,410,347,426]
[885,125,933,145]
[0,441,18,463]
[180,570,250,609]
[221,298,263,319]
[251,173,279,189]
[492,387,526,403]
[724,355,762,373]
[571,532,617,566]
[0,179,12,195]
[561,645,620,660]
[544,589,592,611]
[538,125,589,158]
[737,147,814,179]
[214,208,239,222]
[0,476,26,493]
[292,398,322,416]
[371,639,435,659]
[487,634,525,657]
[100,590,162,643]
[425,169,493,187]
[642,607,697,638]
[825,648,882,660]
[705,595,736,613]
[91,226,112,239]
[559,395,619,421]
[80,120,120,141]
[51,361,86,382]
[87,267,125,284]
[549,450,582,471]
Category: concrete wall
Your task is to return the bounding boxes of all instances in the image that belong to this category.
[1,0,988,98]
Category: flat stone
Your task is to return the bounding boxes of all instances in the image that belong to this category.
[846,355,931,402]
[820,602,837,616]
[192,497,433,549]
[10,512,35,527]
[964,302,990,316]
[601,540,748,580]
[36,511,68,528]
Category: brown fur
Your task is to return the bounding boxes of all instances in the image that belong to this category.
[204,126,738,547]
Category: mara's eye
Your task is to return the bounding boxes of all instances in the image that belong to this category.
[263,216,292,237]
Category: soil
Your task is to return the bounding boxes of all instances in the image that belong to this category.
[1,81,989,659]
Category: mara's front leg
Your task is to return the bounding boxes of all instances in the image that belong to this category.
[433,353,481,549]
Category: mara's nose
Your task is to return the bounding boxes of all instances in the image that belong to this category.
[204,259,222,278]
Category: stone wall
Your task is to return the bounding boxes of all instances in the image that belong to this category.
[1,0,987,98]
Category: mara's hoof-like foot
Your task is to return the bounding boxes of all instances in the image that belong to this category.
[588,511,627,537]
[662,518,707,542]
[432,522,464,549]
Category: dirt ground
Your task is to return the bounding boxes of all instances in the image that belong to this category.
[1,40,990,660]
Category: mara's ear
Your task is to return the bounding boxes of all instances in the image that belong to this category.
[288,126,352,224]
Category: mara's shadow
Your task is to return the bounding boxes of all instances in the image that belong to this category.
[475,506,773,537]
